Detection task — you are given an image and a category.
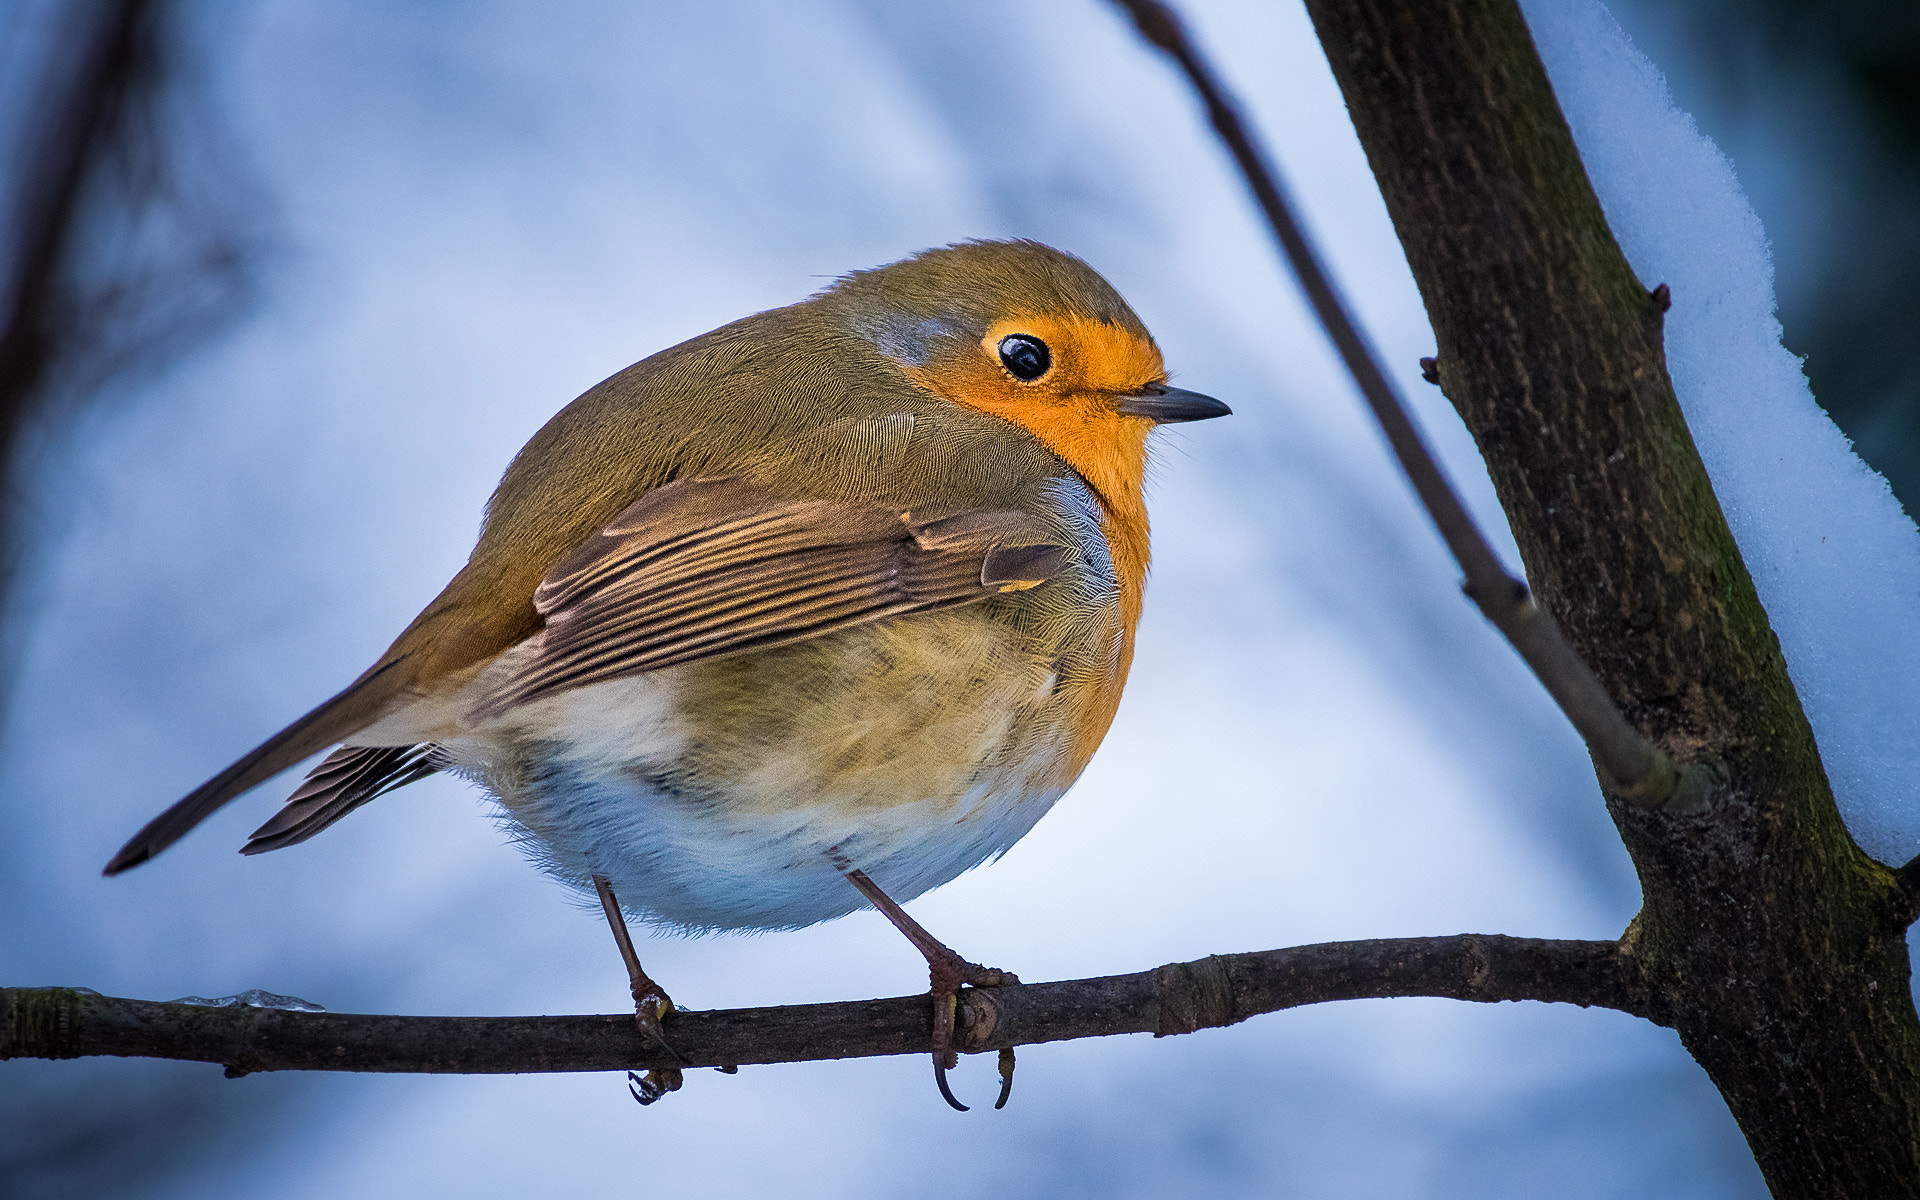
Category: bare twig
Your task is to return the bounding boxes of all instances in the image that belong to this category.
[0,0,150,465]
[3,936,1648,1075]
[1106,0,1679,806]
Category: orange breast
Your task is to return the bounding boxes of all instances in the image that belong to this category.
[903,312,1166,786]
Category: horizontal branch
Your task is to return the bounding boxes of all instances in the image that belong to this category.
[3,935,1651,1076]
[1107,0,1679,806]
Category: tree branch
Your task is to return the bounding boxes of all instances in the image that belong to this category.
[1895,853,1920,923]
[1287,1,1920,1195]
[1106,0,1679,807]
[2,936,1649,1075]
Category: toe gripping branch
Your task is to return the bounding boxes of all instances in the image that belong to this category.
[625,986,685,1106]
[840,866,1019,1112]
[928,950,1019,1112]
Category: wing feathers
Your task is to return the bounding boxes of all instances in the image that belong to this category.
[241,744,443,855]
[107,475,1071,872]
[483,477,1065,714]
[983,543,1071,589]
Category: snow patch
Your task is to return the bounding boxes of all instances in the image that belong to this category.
[1527,0,1920,864]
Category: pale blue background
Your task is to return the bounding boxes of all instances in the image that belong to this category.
[7,1,1872,1195]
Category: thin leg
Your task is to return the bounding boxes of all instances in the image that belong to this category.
[591,872,684,1104]
[842,868,1018,1111]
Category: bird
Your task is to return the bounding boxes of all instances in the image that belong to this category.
[104,239,1229,1109]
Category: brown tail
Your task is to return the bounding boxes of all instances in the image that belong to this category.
[103,657,413,875]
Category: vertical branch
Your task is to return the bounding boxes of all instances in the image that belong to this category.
[1106,0,1677,805]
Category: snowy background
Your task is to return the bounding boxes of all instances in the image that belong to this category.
[5,1,1913,1196]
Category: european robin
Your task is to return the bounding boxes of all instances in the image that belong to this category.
[106,239,1229,1108]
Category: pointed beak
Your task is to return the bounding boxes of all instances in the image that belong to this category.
[1113,383,1232,424]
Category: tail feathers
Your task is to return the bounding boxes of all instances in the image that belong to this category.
[241,744,444,854]
[103,658,412,875]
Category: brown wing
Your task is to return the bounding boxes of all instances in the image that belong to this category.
[240,744,446,855]
[477,476,1068,715]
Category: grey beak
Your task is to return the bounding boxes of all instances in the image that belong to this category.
[1114,383,1232,424]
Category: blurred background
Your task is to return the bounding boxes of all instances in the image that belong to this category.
[1,0,1909,1196]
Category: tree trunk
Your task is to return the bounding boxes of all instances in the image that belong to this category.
[1301,1,1920,1194]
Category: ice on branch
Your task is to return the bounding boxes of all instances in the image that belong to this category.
[168,989,327,1012]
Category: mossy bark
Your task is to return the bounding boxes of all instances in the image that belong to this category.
[1302,1,1920,1194]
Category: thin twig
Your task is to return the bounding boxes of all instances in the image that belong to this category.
[1107,0,1678,806]
[1,935,1648,1075]
[0,0,150,458]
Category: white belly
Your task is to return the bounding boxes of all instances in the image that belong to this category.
[436,611,1078,932]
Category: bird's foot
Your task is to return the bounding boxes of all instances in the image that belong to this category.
[624,981,688,1106]
[628,1066,684,1105]
[927,949,1019,1112]
[630,982,678,1054]
[835,867,1019,1111]
[591,870,687,1106]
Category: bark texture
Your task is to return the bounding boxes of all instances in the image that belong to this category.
[1302,2,1920,1195]
[1,936,1645,1074]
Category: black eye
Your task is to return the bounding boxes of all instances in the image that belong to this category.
[997,334,1051,382]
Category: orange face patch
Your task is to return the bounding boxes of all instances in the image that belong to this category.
[902,311,1162,651]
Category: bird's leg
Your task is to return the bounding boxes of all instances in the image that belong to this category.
[591,872,676,1036]
[841,867,1018,1111]
[590,872,684,1105]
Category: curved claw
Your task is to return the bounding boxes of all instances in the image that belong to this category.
[931,1044,1016,1112]
[934,1059,969,1112]
[634,994,689,1066]
[627,1066,684,1105]
[928,980,971,1110]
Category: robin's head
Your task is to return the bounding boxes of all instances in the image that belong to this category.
[824,240,1229,442]
[821,240,1228,622]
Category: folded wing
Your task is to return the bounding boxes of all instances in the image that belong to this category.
[477,475,1068,714]
[132,475,1069,869]
[241,744,446,854]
